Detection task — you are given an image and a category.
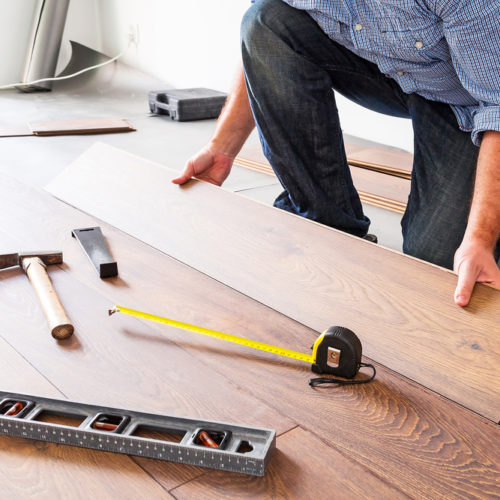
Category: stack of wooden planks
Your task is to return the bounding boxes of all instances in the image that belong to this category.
[234,142,412,214]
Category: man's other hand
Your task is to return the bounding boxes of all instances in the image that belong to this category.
[172,146,234,186]
[453,240,500,307]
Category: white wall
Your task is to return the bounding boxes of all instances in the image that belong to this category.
[0,0,102,83]
[96,0,249,92]
[0,0,39,86]
[58,0,102,72]
[0,0,413,151]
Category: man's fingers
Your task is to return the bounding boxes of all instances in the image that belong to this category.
[171,173,191,185]
[172,164,195,185]
[454,260,478,307]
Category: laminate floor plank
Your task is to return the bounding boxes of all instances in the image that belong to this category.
[0,337,173,499]
[45,143,500,422]
[0,436,174,500]
[348,146,413,178]
[0,336,63,401]
[350,166,409,206]
[171,427,407,500]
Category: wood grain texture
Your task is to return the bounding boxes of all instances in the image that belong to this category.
[0,436,172,499]
[171,427,407,499]
[234,143,411,213]
[2,172,499,497]
[348,146,413,179]
[22,256,74,339]
[0,335,62,400]
[0,177,296,494]
[0,334,172,499]
[45,143,500,421]
[0,245,294,434]
[239,142,413,179]
[186,355,500,499]
[68,229,500,497]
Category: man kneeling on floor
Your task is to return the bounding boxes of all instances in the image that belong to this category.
[173,0,500,307]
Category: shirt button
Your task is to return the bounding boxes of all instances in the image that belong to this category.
[397,71,404,76]
[354,23,363,31]
[415,41,423,49]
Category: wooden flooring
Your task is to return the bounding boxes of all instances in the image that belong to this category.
[0,337,172,499]
[46,143,500,422]
[1,148,499,497]
[234,143,411,213]
[345,143,413,179]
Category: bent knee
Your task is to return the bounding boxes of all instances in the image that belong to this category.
[241,0,292,47]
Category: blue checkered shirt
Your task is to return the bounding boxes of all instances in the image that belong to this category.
[251,0,500,146]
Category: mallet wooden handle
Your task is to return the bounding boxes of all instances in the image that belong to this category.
[22,257,74,340]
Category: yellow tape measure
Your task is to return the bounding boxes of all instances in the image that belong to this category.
[109,305,371,381]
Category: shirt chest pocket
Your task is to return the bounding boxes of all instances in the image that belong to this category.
[379,20,449,63]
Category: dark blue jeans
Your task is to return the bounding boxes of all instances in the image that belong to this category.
[241,0,486,269]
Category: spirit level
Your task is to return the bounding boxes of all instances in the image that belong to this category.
[0,391,275,476]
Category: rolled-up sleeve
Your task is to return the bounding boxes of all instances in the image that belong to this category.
[436,0,500,145]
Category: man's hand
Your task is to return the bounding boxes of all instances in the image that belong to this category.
[453,239,500,307]
[172,65,256,187]
[172,146,234,186]
[454,131,500,307]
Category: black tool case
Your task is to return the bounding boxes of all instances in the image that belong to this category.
[149,88,227,121]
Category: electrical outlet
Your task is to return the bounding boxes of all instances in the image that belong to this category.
[128,24,140,46]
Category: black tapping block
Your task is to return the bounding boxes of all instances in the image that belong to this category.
[72,227,118,279]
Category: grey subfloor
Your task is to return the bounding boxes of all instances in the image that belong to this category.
[1,62,403,252]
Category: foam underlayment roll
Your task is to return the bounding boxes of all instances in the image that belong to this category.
[19,0,70,91]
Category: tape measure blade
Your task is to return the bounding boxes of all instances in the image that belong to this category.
[113,306,314,364]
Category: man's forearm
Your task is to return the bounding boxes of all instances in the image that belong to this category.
[464,130,500,249]
[209,65,256,157]
[171,66,255,187]
[454,130,500,306]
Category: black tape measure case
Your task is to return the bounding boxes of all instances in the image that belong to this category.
[312,326,362,378]
[310,326,375,387]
